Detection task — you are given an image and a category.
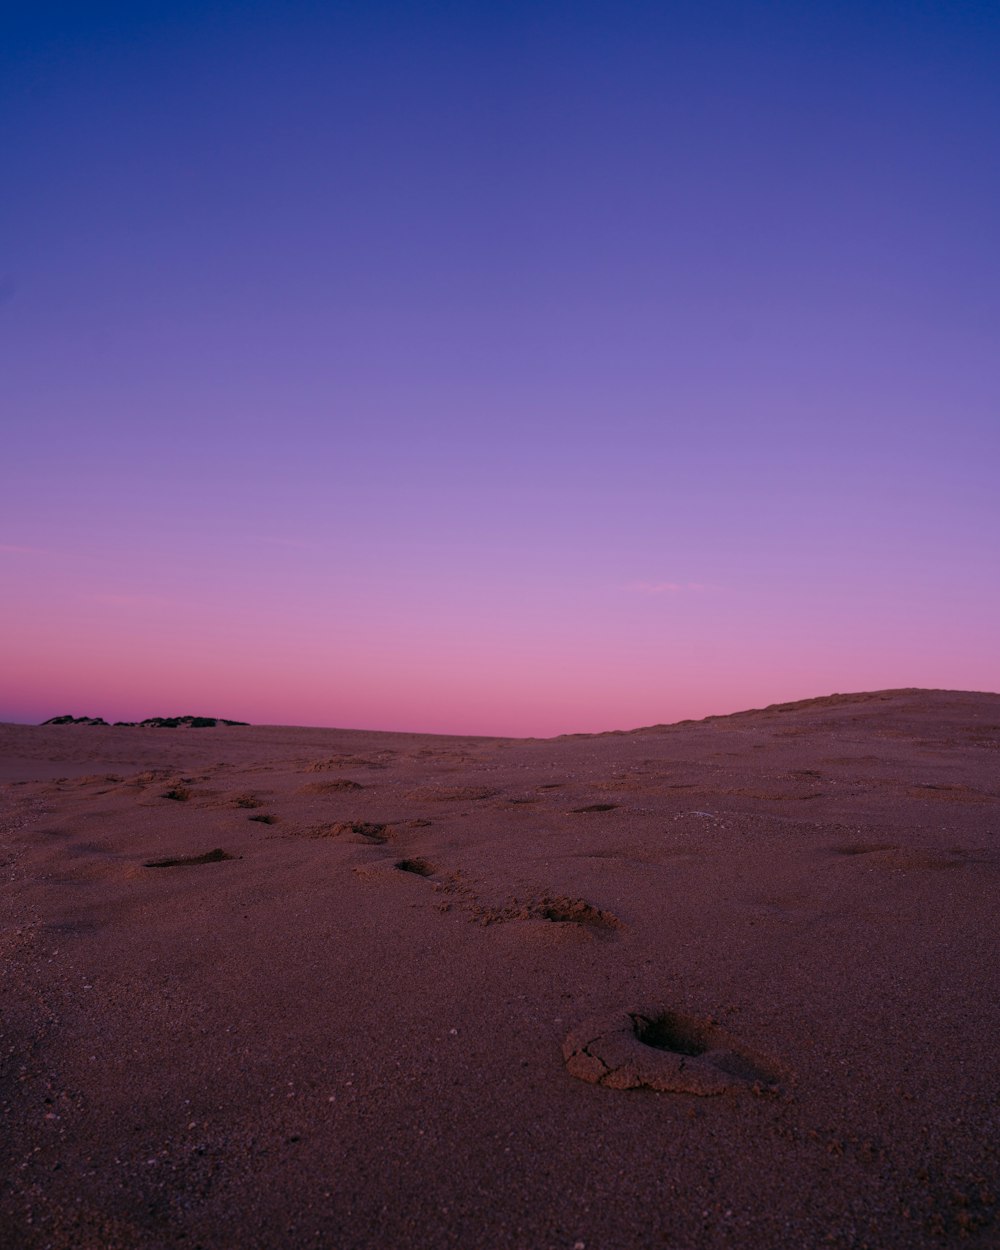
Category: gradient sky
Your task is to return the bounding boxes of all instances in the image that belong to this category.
[2,0,998,736]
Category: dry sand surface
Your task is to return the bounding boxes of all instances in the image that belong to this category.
[1,689,998,1249]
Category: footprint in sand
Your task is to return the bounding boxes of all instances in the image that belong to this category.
[562,1009,783,1096]
[830,843,970,870]
[832,842,897,857]
[299,779,367,794]
[310,820,390,844]
[352,856,439,884]
[469,895,621,936]
[352,850,622,941]
[229,794,264,809]
[144,849,234,868]
[394,857,436,877]
[160,786,191,802]
[303,754,394,772]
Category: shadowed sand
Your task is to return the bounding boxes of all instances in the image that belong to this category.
[1,689,998,1248]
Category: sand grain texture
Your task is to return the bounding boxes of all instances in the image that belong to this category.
[1,689,998,1248]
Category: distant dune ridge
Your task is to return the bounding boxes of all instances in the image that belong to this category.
[2,687,998,1249]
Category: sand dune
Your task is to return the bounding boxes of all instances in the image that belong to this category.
[1,689,998,1248]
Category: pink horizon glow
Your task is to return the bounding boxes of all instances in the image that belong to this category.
[3,536,996,736]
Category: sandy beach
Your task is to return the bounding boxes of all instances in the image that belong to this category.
[1,688,997,1249]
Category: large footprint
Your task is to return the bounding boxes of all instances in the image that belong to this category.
[563,1009,783,1095]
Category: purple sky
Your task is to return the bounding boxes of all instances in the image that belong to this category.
[2,1,998,735]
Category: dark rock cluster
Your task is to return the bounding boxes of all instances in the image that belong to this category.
[41,714,249,728]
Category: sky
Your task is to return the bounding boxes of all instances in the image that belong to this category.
[2,0,998,736]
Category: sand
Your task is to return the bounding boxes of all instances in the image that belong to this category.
[1,689,997,1249]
